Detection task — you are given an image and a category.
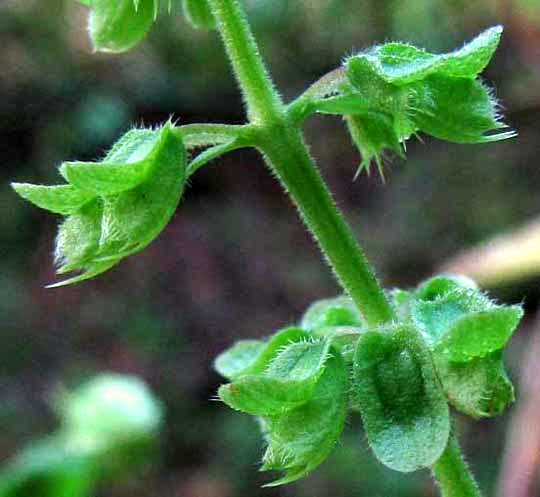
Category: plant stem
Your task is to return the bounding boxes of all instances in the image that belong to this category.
[207,0,394,326]
[207,0,284,124]
[256,125,394,325]
[432,434,482,497]
[206,1,483,493]
[176,123,249,148]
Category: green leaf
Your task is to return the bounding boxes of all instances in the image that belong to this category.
[80,123,186,265]
[11,184,94,215]
[301,295,364,330]
[434,350,514,418]
[311,95,371,115]
[433,25,503,78]
[182,0,216,30]
[230,327,308,377]
[411,281,523,360]
[46,260,118,289]
[348,26,502,86]
[265,340,330,380]
[346,112,404,177]
[300,296,365,360]
[60,129,163,195]
[88,0,156,53]
[393,275,522,419]
[415,275,478,301]
[218,377,310,417]
[214,327,308,380]
[260,349,348,486]
[411,75,512,144]
[54,200,103,274]
[103,129,160,163]
[434,307,523,362]
[353,324,450,472]
[218,339,330,416]
[411,286,491,346]
[213,340,265,381]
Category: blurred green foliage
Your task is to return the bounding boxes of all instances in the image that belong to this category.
[1,0,539,496]
[0,374,163,497]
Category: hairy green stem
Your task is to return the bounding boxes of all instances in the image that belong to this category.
[176,123,249,148]
[287,67,346,124]
[256,125,395,325]
[208,0,394,326]
[200,0,484,493]
[207,0,283,123]
[187,139,248,177]
[432,435,482,497]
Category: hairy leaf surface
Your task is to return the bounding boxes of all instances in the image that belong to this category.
[215,327,309,380]
[353,325,449,472]
[11,184,94,215]
[260,350,348,486]
[218,339,330,416]
[214,340,265,381]
[434,350,514,418]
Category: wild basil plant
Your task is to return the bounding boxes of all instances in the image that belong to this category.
[12,1,522,495]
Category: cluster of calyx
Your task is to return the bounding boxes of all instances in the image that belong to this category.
[299,25,514,177]
[13,123,186,286]
[0,374,163,497]
[11,21,513,288]
[215,276,522,486]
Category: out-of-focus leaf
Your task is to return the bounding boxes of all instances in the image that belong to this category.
[182,0,216,30]
[301,295,364,330]
[59,374,164,450]
[88,0,156,53]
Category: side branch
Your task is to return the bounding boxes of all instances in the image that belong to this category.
[175,123,250,148]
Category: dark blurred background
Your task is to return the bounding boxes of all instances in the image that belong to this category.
[2,0,540,496]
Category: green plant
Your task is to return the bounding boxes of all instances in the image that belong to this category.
[0,374,163,497]
[11,1,523,495]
